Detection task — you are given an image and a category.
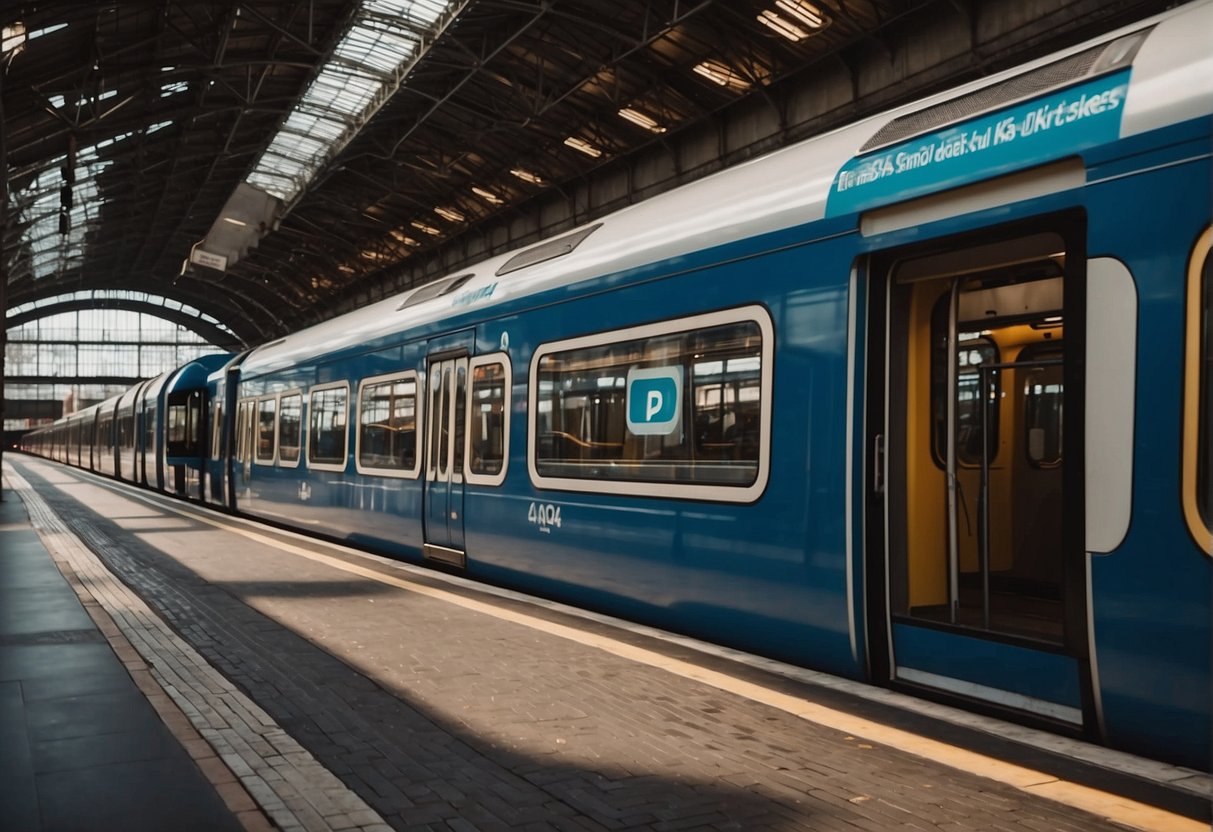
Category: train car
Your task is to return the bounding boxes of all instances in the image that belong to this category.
[203,351,252,509]
[115,382,150,484]
[136,370,174,488]
[21,0,1211,769]
[90,394,121,478]
[161,354,233,500]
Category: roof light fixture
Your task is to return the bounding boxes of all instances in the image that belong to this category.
[222,217,248,227]
[618,108,666,134]
[472,186,504,205]
[434,206,465,223]
[510,168,543,185]
[389,229,418,245]
[411,220,442,236]
[758,9,810,42]
[564,136,603,158]
[692,60,751,90]
[775,0,828,29]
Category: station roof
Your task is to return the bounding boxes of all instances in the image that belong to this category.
[1,0,1179,346]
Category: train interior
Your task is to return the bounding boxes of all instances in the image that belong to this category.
[885,231,1072,645]
[534,321,763,486]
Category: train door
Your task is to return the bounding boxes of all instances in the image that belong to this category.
[422,335,473,567]
[865,220,1092,732]
[234,397,256,503]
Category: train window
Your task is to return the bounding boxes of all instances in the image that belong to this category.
[930,293,1000,468]
[1020,344,1064,468]
[453,364,467,476]
[308,384,349,469]
[168,405,188,445]
[466,355,510,485]
[234,401,250,464]
[529,306,773,502]
[145,405,157,454]
[355,373,420,477]
[256,398,277,463]
[278,393,302,465]
[117,411,131,450]
[1184,227,1212,552]
[210,401,223,461]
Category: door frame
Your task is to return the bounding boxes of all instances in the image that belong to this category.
[422,333,475,567]
[861,211,1098,734]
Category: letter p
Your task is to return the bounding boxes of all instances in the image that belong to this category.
[646,390,663,421]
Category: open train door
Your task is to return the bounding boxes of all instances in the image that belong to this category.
[421,331,475,568]
[864,216,1100,736]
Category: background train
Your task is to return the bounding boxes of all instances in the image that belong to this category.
[21,0,1211,770]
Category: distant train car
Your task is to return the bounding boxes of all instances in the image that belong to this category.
[23,0,1212,769]
[160,354,233,499]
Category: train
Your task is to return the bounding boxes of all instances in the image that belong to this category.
[21,0,1211,770]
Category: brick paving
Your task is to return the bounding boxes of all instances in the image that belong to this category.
[12,457,1142,831]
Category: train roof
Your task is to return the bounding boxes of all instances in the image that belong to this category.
[240,0,1213,379]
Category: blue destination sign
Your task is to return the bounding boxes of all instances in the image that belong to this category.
[826,68,1131,218]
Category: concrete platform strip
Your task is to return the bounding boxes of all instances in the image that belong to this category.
[68,467,1213,832]
[7,469,393,832]
[79,462,1213,809]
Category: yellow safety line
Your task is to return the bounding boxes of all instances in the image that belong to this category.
[36,463,1208,832]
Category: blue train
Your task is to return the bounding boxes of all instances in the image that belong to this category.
[22,0,1211,770]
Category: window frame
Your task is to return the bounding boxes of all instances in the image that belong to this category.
[254,395,278,465]
[306,381,351,472]
[1183,226,1211,554]
[527,305,773,503]
[277,390,304,469]
[353,370,423,478]
[464,353,512,487]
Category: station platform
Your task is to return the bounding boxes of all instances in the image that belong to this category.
[1,455,1209,832]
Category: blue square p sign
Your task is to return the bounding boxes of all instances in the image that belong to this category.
[626,366,682,436]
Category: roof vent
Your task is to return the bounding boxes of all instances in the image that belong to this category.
[859,29,1150,154]
[397,273,474,311]
[495,223,602,277]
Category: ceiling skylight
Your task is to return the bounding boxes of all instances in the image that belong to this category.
[8,290,235,336]
[776,0,829,29]
[15,130,142,280]
[245,0,464,206]
[758,9,810,42]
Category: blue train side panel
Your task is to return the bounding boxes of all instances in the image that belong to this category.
[1083,137,1211,766]
[462,235,860,678]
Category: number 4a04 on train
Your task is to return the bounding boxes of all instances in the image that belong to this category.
[23,0,1213,771]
